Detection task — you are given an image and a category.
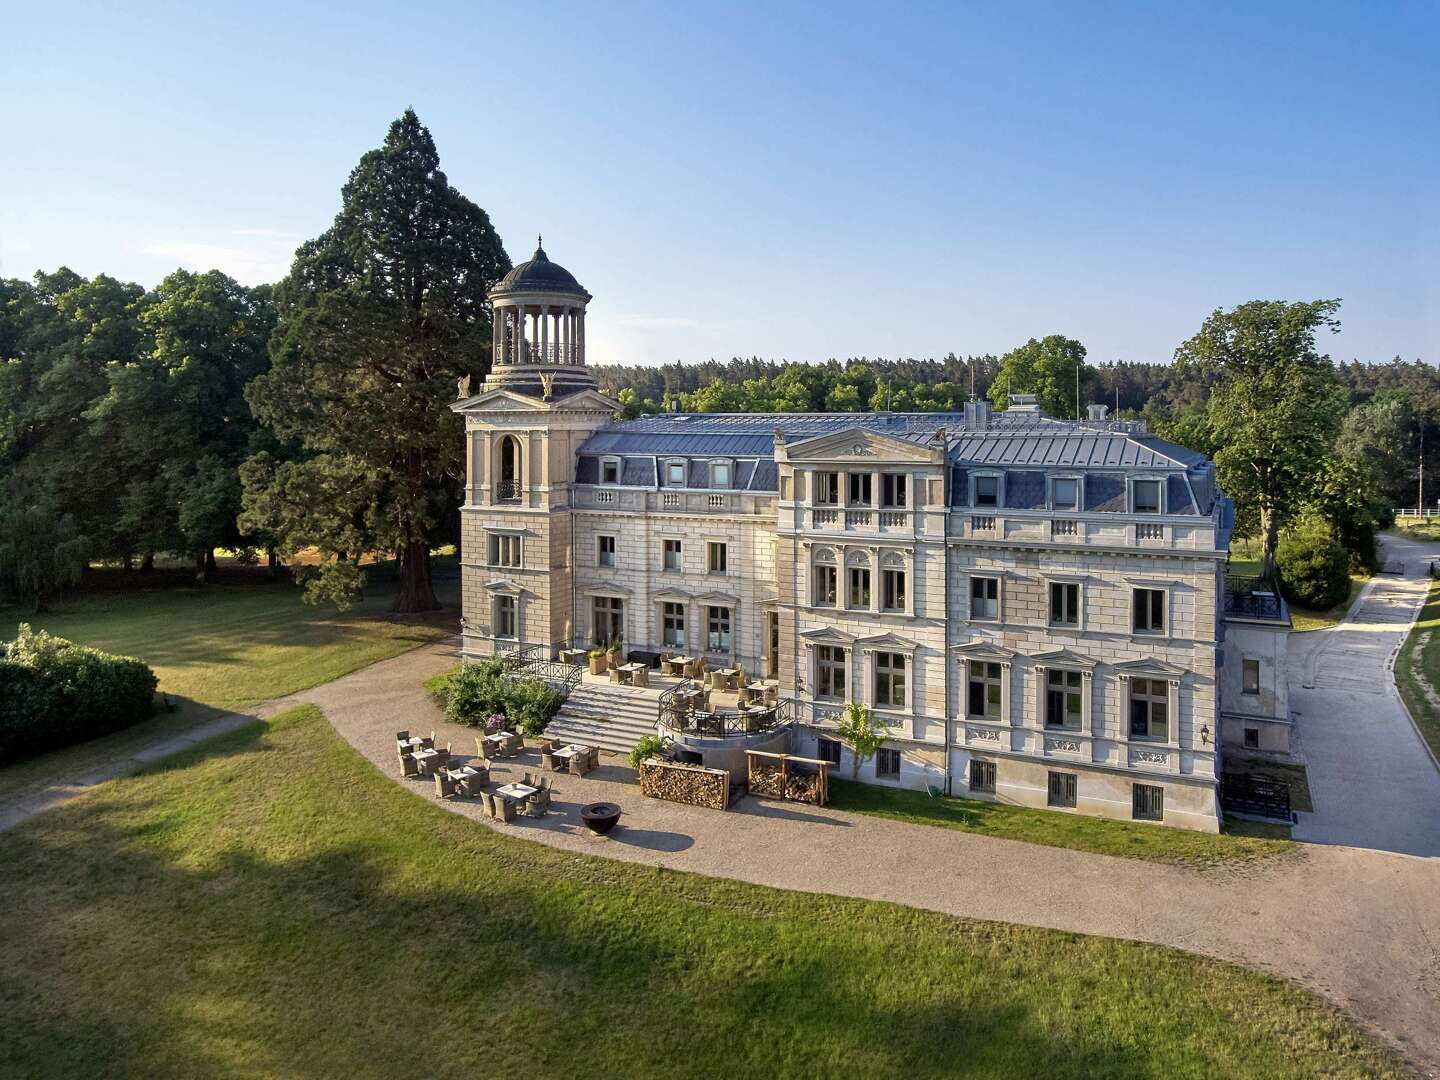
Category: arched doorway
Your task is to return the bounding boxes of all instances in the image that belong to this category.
[498,435,521,501]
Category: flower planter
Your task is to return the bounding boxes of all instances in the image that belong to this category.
[588,655,607,675]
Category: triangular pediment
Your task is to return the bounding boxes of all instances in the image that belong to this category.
[1029,647,1097,670]
[799,626,856,646]
[549,388,623,413]
[856,631,919,651]
[952,640,1015,662]
[450,386,620,415]
[784,426,941,464]
[693,590,739,604]
[484,579,530,596]
[1114,657,1187,679]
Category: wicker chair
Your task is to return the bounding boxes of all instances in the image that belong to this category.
[609,665,622,684]
[480,791,497,818]
[505,732,524,755]
[525,788,551,817]
[567,754,586,777]
[420,732,434,749]
[395,729,410,743]
[458,766,488,796]
[434,770,459,799]
[494,795,517,823]
[541,749,557,772]
[397,751,417,777]
[764,685,779,707]
[631,666,649,689]
[586,745,601,771]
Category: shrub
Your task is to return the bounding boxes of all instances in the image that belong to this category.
[1276,522,1351,610]
[440,658,563,736]
[0,624,157,761]
[629,734,667,770]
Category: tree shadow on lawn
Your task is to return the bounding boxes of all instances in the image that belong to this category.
[0,714,1397,1080]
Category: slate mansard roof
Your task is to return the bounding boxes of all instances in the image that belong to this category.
[574,408,1218,515]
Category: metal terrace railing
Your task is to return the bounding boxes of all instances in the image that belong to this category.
[1223,574,1285,621]
[657,680,793,738]
[499,643,583,694]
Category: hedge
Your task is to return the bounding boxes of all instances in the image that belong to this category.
[442,658,564,737]
[1276,522,1351,610]
[0,625,157,761]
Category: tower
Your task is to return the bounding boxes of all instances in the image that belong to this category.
[451,240,618,661]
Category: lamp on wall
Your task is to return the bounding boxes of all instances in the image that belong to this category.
[1199,723,1212,745]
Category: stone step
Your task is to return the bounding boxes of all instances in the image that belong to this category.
[547,683,663,755]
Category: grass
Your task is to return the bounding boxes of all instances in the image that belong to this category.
[1391,519,1440,543]
[0,705,1407,1080]
[1393,575,1440,761]
[1228,537,1368,631]
[0,556,458,800]
[827,780,1295,870]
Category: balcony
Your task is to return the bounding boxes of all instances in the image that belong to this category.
[495,480,522,502]
[1224,575,1287,623]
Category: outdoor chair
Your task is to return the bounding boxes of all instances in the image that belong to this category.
[586,745,600,771]
[397,751,417,778]
[567,754,587,777]
[609,666,622,684]
[631,667,649,688]
[395,729,410,743]
[541,749,557,771]
[525,788,551,817]
[435,770,459,799]
[494,795,517,823]
[505,733,524,755]
[764,685,779,707]
[480,791,496,817]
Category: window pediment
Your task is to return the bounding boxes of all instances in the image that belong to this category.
[856,631,918,652]
[1115,657,1186,681]
[483,579,529,597]
[953,640,1015,663]
[800,626,856,646]
[1029,647,1097,670]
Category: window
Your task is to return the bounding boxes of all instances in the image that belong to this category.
[970,576,999,620]
[711,461,731,488]
[493,594,517,639]
[666,461,686,486]
[1242,658,1260,695]
[1244,727,1260,749]
[597,535,616,568]
[1045,669,1083,730]
[1049,582,1080,627]
[880,473,907,508]
[593,596,623,644]
[817,737,842,765]
[847,473,872,506]
[814,564,837,606]
[874,652,906,709]
[661,602,686,647]
[1133,479,1162,514]
[848,566,871,609]
[1047,771,1077,808]
[969,759,996,794]
[882,568,906,612]
[968,661,1003,720]
[816,645,847,699]
[663,539,682,572]
[600,458,621,485]
[1132,588,1165,634]
[815,471,840,505]
[875,747,900,779]
[1132,783,1164,821]
[974,474,1000,507]
[1129,678,1169,740]
[488,533,521,567]
[708,542,728,574]
[1050,476,1079,510]
[706,605,731,652]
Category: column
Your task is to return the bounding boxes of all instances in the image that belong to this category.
[1000,660,1012,725]
[540,304,549,362]
[493,306,502,365]
[1033,665,1046,731]
[869,547,880,614]
[577,309,584,364]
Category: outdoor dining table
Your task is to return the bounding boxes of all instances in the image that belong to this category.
[712,668,739,691]
[412,747,443,773]
[551,745,580,763]
[665,655,695,675]
[559,648,588,666]
[399,736,427,752]
[495,782,538,802]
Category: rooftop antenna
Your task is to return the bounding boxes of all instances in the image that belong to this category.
[970,358,976,398]
[1075,362,1080,420]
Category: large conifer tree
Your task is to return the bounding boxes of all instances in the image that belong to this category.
[244,110,510,611]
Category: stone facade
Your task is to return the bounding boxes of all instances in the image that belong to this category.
[450,247,1280,834]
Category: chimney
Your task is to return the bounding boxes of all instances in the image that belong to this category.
[964,398,991,432]
[1086,403,1109,423]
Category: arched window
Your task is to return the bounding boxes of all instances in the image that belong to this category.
[498,435,522,501]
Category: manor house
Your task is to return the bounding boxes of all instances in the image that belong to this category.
[452,243,1291,832]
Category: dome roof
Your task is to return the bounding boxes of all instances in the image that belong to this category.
[491,238,590,298]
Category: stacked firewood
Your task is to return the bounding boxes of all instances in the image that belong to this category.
[638,759,729,810]
[785,770,821,803]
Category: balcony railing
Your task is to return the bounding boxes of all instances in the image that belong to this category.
[658,680,793,738]
[495,480,521,501]
[1224,574,1286,621]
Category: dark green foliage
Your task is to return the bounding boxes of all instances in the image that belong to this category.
[1276,522,1351,610]
[0,625,156,761]
[441,658,563,736]
[988,335,1094,419]
[0,484,88,611]
[243,109,510,612]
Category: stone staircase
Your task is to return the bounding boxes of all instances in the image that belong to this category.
[545,682,661,756]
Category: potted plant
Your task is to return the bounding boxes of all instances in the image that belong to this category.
[606,636,622,669]
[588,644,607,675]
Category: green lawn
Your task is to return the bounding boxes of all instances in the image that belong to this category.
[1393,576,1440,761]
[0,705,1405,1080]
[1227,538,1367,632]
[827,780,1295,870]
[0,557,457,799]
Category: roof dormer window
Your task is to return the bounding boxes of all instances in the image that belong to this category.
[1132,478,1163,515]
[711,460,732,489]
[665,460,686,487]
[600,457,621,485]
[1050,476,1079,511]
[974,473,1001,509]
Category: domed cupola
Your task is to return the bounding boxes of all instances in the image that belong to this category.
[485,237,596,399]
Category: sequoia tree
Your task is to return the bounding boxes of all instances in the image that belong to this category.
[243,110,510,611]
[1174,299,1346,578]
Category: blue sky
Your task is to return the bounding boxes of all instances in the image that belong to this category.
[3,0,1436,368]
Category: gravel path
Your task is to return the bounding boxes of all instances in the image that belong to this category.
[291,633,1440,1074]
